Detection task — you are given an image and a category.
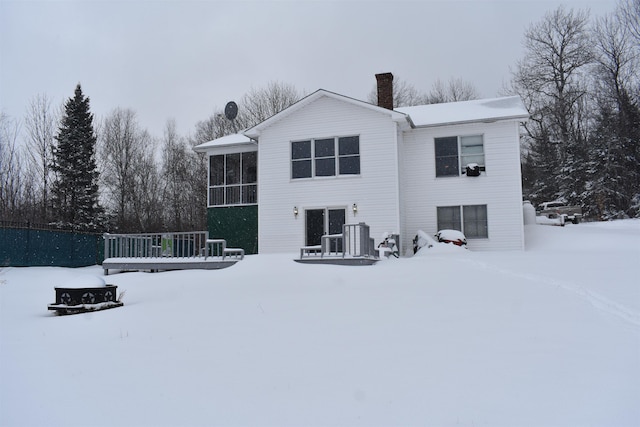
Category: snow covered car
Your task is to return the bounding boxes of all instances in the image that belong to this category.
[435,229,467,247]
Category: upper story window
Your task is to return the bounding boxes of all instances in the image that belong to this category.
[209,151,257,206]
[291,136,360,179]
[435,135,485,177]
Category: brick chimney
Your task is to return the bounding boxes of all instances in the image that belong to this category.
[375,72,394,110]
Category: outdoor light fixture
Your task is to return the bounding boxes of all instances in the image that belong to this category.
[293,206,299,217]
[352,203,358,215]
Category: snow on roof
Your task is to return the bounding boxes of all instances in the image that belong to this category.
[193,133,254,153]
[194,96,528,153]
[396,96,529,128]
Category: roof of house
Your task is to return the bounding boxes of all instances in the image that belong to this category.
[243,89,408,138]
[193,132,254,153]
[193,93,530,153]
[396,96,529,128]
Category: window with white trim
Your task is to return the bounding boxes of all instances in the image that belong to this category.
[291,136,360,179]
[435,135,485,177]
[437,205,488,238]
[208,151,257,206]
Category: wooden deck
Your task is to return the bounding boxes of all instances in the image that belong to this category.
[294,257,379,266]
[102,232,244,275]
[102,257,240,275]
[296,223,381,266]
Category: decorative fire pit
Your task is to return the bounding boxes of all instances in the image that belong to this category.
[48,275,123,315]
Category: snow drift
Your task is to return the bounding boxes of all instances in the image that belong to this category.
[1,220,639,426]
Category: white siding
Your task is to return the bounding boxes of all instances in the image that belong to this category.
[258,95,401,253]
[396,127,408,254]
[400,120,524,252]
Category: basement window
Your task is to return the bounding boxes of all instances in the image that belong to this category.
[437,205,488,238]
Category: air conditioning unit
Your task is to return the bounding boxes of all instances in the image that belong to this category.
[466,163,481,176]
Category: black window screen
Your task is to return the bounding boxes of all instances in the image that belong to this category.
[210,155,224,186]
[225,153,240,185]
[339,136,360,175]
[435,137,459,177]
[242,152,257,184]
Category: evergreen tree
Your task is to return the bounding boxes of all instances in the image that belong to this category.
[51,84,104,231]
[585,3,640,219]
[587,90,640,219]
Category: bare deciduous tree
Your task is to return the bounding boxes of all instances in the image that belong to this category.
[425,77,480,104]
[0,113,24,219]
[192,81,302,147]
[99,108,155,231]
[24,94,58,220]
[367,76,479,107]
[240,81,301,127]
[162,119,190,230]
[192,110,243,145]
[593,5,638,105]
[619,0,640,44]
[131,150,163,232]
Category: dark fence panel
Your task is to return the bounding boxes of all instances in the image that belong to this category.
[0,227,104,267]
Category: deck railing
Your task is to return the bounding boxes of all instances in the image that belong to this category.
[300,223,376,259]
[321,234,344,257]
[204,239,245,260]
[104,231,244,260]
[343,223,376,257]
[104,231,208,259]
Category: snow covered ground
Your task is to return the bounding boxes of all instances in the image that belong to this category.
[1,220,639,427]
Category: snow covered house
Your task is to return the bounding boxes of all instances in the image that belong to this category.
[194,73,529,255]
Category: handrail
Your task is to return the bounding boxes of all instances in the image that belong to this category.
[205,239,245,260]
[300,223,377,259]
[343,223,373,257]
[104,231,210,259]
[321,234,344,257]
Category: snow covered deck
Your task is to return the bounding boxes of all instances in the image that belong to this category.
[102,257,241,275]
[102,232,244,275]
[296,223,380,266]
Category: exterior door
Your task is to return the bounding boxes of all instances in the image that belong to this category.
[327,209,345,252]
[305,208,346,248]
[305,209,325,246]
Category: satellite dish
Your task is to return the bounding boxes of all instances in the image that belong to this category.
[224,101,238,120]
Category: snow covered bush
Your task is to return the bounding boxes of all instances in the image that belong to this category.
[435,229,467,246]
[412,229,469,255]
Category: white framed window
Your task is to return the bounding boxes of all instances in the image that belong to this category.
[437,205,488,238]
[291,136,360,179]
[208,151,257,206]
[435,135,485,177]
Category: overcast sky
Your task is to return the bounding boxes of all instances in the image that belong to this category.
[1,0,618,140]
